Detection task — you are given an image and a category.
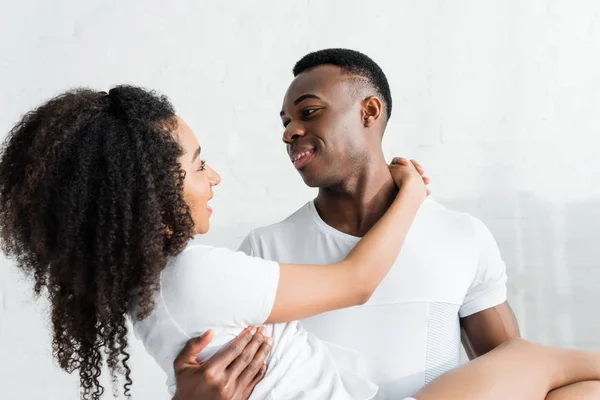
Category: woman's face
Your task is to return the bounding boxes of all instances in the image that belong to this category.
[175,117,221,235]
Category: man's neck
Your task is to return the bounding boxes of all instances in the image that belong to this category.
[314,159,398,237]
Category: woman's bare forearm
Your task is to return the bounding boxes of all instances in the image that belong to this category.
[340,180,423,301]
[267,177,424,323]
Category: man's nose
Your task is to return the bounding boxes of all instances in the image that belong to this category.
[282,121,306,144]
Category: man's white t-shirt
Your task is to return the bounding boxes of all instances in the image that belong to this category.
[239,199,508,399]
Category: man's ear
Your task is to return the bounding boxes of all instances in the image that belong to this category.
[361,96,383,127]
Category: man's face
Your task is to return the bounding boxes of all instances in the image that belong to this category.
[280,65,368,188]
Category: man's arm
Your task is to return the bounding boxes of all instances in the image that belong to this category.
[459,216,519,359]
[460,301,520,358]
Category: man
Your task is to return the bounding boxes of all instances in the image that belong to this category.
[171,49,597,399]
[241,48,518,398]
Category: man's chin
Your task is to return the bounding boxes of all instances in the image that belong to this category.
[298,169,326,188]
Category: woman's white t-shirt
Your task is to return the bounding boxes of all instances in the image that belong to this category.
[132,244,382,399]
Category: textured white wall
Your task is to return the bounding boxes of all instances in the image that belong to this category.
[1,1,599,399]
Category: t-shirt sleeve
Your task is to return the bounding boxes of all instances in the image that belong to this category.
[459,218,508,318]
[238,232,257,256]
[160,245,280,334]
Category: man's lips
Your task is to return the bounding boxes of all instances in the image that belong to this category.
[291,149,314,169]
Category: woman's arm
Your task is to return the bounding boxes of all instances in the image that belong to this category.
[267,158,426,323]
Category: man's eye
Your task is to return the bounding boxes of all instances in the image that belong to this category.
[303,108,318,117]
[198,160,206,171]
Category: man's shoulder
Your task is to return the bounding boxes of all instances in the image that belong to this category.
[248,201,315,239]
[418,198,480,234]
[419,199,502,266]
[243,198,489,252]
[247,199,484,239]
[240,201,325,260]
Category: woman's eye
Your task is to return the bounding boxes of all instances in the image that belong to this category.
[198,160,206,171]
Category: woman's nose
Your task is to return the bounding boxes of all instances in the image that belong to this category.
[208,166,221,186]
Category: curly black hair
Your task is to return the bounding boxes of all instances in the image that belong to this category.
[0,85,194,399]
[293,48,393,121]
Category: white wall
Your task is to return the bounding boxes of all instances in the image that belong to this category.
[1,1,599,399]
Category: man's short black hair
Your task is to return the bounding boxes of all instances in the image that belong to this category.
[293,48,392,121]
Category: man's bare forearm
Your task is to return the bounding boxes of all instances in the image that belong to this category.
[460,302,520,358]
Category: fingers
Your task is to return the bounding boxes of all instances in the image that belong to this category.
[410,159,430,184]
[391,157,410,166]
[390,158,418,173]
[391,158,431,183]
[390,157,432,196]
[410,159,424,172]
[241,362,268,400]
[208,326,256,369]
[173,329,214,373]
[227,326,270,380]
[236,336,272,388]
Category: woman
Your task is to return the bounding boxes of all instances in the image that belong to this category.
[0,86,599,400]
[0,85,424,400]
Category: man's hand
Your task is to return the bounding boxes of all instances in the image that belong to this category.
[173,326,272,400]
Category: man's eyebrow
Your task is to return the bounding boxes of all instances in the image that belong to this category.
[293,94,321,105]
[192,145,201,162]
[280,94,322,117]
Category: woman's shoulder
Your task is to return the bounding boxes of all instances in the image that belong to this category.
[158,244,243,312]
[164,244,230,281]
[176,243,228,257]
[157,243,280,329]
[168,244,245,270]
[163,244,277,287]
